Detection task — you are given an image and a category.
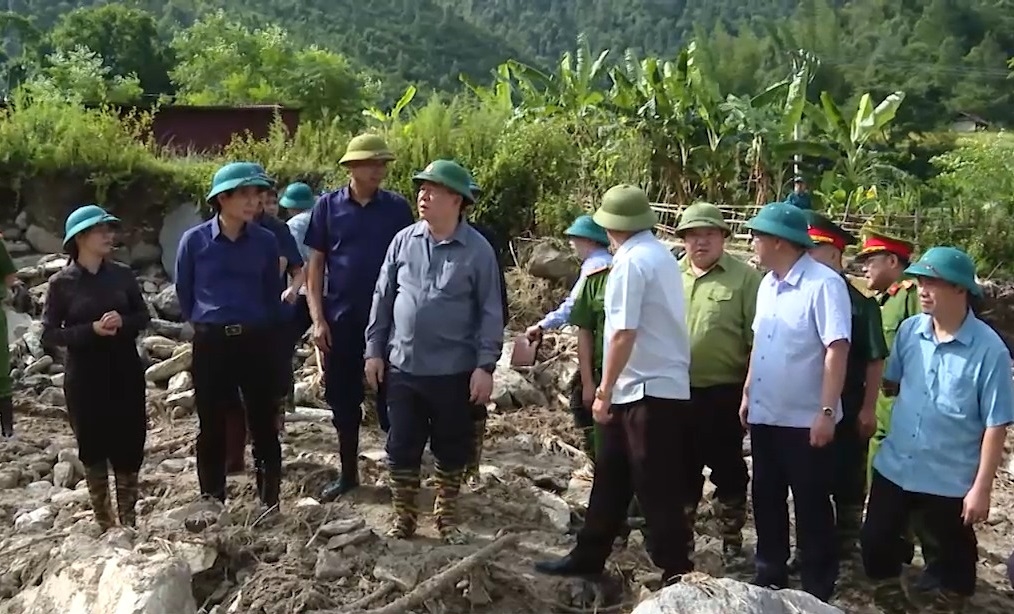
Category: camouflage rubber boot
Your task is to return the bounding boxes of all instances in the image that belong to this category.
[715,496,747,558]
[464,417,486,484]
[872,578,913,614]
[386,468,420,539]
[433,465,467,545]
[85,464,115,531]
[114,472,140,528]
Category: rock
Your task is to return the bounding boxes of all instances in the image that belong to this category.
[527,241,578,281]
[318,517,366,538]
[23,355,54,376]
[15,210,28,229]
[38,386,66,407]
[141,335,180,359]
[166,389,196,410]
[172,541,218,574]
[294,497,320,508]
[150,319,193,341]
[325,528,374,550]
[14,506,54,532]
[52,461,79,489]
[152,285,181,320]
[57,449,86,476]
[0,469,21,489]
[24,225,63,254]
[531,486,571,533]
[5,307,33,345]
[157,458,191,474]
[160,204,202,282]
[373,554,420,590]
[144,346,192,383]
[491,365,547,409]
[167,370,192,393]
[50,373,65,387]
[129,242,162,267]
[631,574,844,614]
[6,536,197,614]
[314,550,353,580]
[51,489,90,506]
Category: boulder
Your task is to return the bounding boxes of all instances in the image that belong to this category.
[24,225,63,254]
[527,241,578,281]
[144,346,192,383]
[631,574,843,614]
[151,285,182,321]
[2,535,197,614]
[159,204,202,282]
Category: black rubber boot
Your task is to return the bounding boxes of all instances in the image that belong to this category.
[258,462,281,509]
[320,430,359,502]
[0,396,14,438]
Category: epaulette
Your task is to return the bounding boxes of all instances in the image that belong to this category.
[899,279,915,290]
[586,265,611,276]
[886,282,900,296]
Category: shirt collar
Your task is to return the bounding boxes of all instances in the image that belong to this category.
[614,229,653,256]
[768,253,810,287]
[680,251,731,274]
[916,311,977,346]
[411,220,471,245]
[210,215,247,240]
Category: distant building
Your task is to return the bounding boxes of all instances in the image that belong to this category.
[950,112,990,133]
[132,105,301,152]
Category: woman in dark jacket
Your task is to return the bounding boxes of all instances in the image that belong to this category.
[41,205,149,531]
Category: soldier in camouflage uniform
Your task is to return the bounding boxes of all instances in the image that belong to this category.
[805,213,887,561]
[856,230,939,584]
[677,202,761,564]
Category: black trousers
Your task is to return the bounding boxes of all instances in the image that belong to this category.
[64,347,147,472]
[688,384,749,505]
[832,404,868,512]
[280,294,314,399]
[575,396,696,580]
[861,471,978,595]
[192,324,282,501]
[323,314,389,433]
[751,424,837,601]
[385,369,474,471]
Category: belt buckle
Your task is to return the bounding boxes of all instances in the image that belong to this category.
[224,324,243,337]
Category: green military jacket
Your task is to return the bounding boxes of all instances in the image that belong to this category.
[878,278,921,351]
[842,275,889,413]
[568,265,609,376]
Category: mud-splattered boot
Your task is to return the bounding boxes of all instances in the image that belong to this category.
[85,464,115,531]
[919,588,967,614]
[464,417,486,489]
[433,465,467,545]
[0,396,14,438]
[114,472,140,528]
[872,578,914,614]
[386,468,420,539]
[716,496,748,567]
[256,461,282,512]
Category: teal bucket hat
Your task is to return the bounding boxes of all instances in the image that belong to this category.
[469,181,482,198]
[279,182,315,210]
[744,201,814,248]
[413,160,475,204]
[565,215,609,246]
[206,162,273,201]
[904,246,982,297]
[63,204,119,247]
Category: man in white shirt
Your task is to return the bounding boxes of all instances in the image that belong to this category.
[741,202,851,602]
[534,184,695,584]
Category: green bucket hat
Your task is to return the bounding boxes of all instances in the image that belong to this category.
[279,182,316,210]
[412,159,475,204]
[469,181,482,199]
[339,134,395,165]
[63,204,120,247]
[744,201,814,248]
[564,215,609,246]
[592,184,657,232]
[207,162,273,201]
[676,201,730,236]
[904,246,982,297]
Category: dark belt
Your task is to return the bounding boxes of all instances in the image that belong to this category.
[193,323,264,337]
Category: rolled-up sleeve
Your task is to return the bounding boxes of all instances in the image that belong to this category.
[813,276,851,346]
[605,259,645,331]
[303,195,330,253]
[365,235,402,360]
[474,243,505,367]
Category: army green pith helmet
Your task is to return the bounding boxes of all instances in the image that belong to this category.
[339,134,395,165]
[676,201,731,236]
[592,184,657,232]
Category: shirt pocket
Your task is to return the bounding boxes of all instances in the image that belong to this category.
[434,258,470,297]
[703,286,735,326]
[936,361,977,418]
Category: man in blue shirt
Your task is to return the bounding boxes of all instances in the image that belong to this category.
[175,162,285,509]
[862,246,1014,612]
[304,135,415,501]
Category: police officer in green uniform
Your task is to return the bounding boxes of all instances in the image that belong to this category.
[805,212,888,561]
[567,251,610,462]
[855,229,939,583]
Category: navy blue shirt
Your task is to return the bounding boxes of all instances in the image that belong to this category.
[304,186,414,322]
[175,216,283,325]
[259,213,303,272]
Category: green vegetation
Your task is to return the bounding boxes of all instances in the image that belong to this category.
[0,3,1013,273]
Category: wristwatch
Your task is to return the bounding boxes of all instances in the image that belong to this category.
[821,406,834,417]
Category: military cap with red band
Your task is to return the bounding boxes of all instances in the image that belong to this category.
[855,230,915,261]
[802,210,855,251]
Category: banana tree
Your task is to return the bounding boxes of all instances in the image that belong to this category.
[501,33,611,117]
[362,84,417,125]
[459,63,515,115]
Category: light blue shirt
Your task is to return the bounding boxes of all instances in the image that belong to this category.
[747,254,852,428]
[875,312,1014,498]
[286,211,312,264]
[538,248,612,330]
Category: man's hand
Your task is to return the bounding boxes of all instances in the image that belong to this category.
[312,321,332,352]
[281,287,298,304]
[962,484,991,526]
[810,412,835,447]
[592,393,612,424]
[525,324,543,343]
[470,369,493,404]
[738,395,749,430]
[100,311,122,330]
[92,320,116,336]
[364,357,385,390]
[581,383,596,409]
[857,407,877,439]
